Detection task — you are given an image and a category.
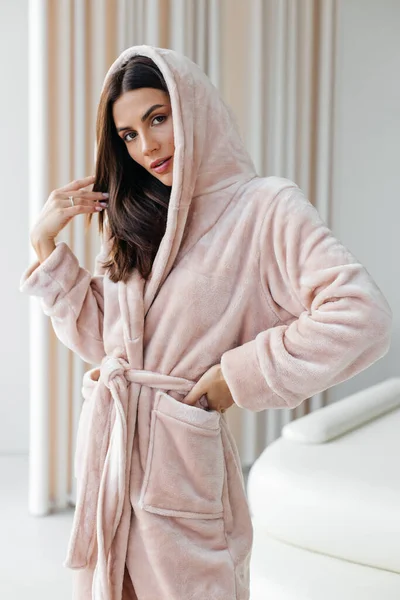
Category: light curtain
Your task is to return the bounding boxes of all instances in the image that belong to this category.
[28,0,336,513]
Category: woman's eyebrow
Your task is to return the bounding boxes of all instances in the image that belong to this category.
[117,104,166,132]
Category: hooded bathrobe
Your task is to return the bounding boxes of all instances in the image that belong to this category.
[20,46,392,600]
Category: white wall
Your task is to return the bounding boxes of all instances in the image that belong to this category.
[1,0,29,453]
[328,0,400,402]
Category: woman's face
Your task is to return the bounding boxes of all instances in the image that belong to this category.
[113,88,174,187]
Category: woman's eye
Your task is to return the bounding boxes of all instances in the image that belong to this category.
[123,132,136,142]
[152,115,166,125]
[123,115,166,142]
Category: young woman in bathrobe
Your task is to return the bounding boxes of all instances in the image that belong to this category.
[20,46,392,600]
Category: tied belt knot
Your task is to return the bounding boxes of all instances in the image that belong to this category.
[99,355,129,388]
[98,354,196,395]
[64,354,196,600]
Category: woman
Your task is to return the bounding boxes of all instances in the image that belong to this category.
[20,46,392,600]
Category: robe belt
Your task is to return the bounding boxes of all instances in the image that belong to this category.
[64,354,196,600]
[98,354,195,395]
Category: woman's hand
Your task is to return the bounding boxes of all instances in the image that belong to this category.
[183,364,235,413]
[30,175,109,256]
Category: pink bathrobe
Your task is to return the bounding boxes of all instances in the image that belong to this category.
[20,46,392,600]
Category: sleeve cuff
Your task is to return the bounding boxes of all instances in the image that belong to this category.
[19,242,77,297]
[221,339,284,412]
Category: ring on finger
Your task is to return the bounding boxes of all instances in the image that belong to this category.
[68,195,75,207]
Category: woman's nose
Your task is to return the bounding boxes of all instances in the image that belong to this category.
[141,134,159,156]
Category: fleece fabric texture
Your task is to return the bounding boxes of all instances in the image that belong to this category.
[19,45,392,600]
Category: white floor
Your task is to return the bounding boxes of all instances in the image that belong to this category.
[0,456,251,599]
[0,456,74,600]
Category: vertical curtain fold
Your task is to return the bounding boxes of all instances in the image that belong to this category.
[28,0,337,511]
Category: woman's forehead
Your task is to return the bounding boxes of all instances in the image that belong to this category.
[112,88,170,124]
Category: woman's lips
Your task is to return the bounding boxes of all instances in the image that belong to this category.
[152,157,172,174]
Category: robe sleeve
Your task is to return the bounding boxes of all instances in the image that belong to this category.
[19,226,111,365]
[220,183,393,412]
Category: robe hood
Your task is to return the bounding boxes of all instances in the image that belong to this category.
[101,45,257,305]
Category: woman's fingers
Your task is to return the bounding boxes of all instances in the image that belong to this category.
[31,176,107,243]
[65,203,106,214]
[81,190,109,200]
[59,174,96,192]
[56,176,109,203]
[63,190,109,205]
[63,201,108,214]
[80,182,94,193]
[182,365,233,413]
[183,375,208,406]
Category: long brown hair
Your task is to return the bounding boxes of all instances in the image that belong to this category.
[87,56,172,282]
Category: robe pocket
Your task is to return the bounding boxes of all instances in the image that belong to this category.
[74,367,100,480]
[139,390,225,519]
